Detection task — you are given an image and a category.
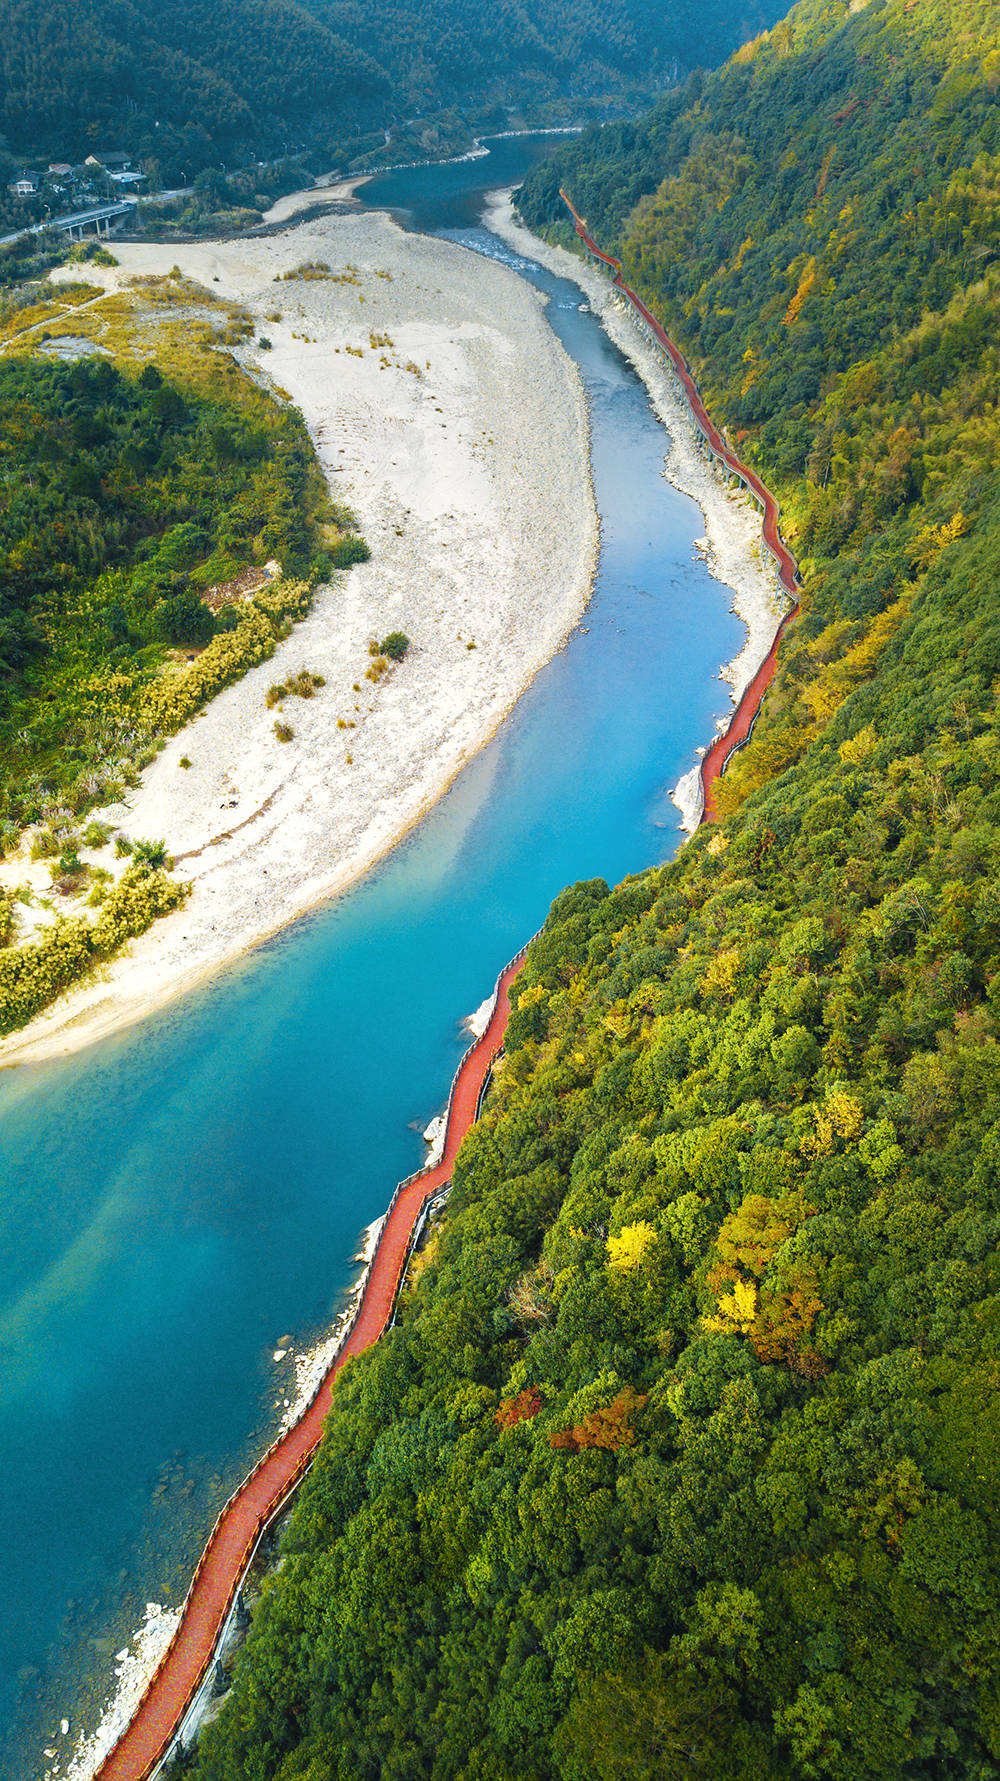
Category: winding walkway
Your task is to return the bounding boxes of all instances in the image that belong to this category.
[92,946,526,1781]
[93,199,804,1781]
[559,190,801,820]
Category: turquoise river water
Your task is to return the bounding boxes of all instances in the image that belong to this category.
[0,136,741,1777]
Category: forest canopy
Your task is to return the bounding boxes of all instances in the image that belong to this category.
[0,269,361,1034]
[0,0,786,180]
[183,2,1000,1777]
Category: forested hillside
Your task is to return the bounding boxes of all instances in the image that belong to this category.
[181,1,1000,1776]
[0,0,782,182]
[0,270,364,1034]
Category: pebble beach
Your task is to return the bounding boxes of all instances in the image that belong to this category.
[0,208,598,1067]
[484,192,789,829]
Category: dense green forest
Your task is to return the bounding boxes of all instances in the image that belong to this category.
[0,273,360,1032]
[0,334,330,843]
[0,0,784,183]
[184,1,1000,1777]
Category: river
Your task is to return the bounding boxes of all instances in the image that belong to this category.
[0,136,741,1778]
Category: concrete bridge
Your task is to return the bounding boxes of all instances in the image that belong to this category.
[0,198,137,249]
[53,200,137,240]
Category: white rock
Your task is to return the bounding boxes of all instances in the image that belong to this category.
[463,993,495,1039]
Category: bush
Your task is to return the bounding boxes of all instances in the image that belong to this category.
[29,828,60,860]
[266,667,325,708]
[274,720,294,742]
[132,838,169,869]
[53,845,84,879]
[331,535,371,568]
[380,632,410,660]
[0,861,188,1033]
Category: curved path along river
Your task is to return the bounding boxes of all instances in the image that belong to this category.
[90,191,803,1781]
[93,946,526,1781]
[558,190,801,820]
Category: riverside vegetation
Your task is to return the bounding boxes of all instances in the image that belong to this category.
[183,2,1000,1777]
[0,271,366,1034]
[0,0,785,200]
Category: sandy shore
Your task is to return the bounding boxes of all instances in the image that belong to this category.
[485,193,789,827]
[260,176,371,224]
[1,209,597,1069]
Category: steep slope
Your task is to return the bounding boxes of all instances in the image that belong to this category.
[181,3,1000,1778]
[0,0,783,178]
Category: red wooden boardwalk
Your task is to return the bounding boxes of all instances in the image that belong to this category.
[92,949,526,1781]
[93,197,805,1781]
[559,190,801,819]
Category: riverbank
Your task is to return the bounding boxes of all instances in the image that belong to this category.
[259,175,372,224]
[485,192,789,827]
[0,208,597,1070]
[67,951,525,1781]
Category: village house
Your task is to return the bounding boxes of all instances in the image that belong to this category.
[85,151,135,173]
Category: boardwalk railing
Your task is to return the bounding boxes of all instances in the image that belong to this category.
[558,189,802,819]
[93,936,538,1781]
[92,199,802,1781]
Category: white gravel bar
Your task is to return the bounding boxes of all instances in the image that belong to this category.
[1,208,597,1067]
[485,192,788,830]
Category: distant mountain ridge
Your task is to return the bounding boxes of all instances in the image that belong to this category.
[0,0,783,179]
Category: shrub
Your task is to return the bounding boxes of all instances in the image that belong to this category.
[267,669,325,708]
[380,632,410,661]
[53,845,85,879]
[30,828,60,860]
[0,862,187,1034]
[274,720,294,742]
[132,838,169,869]
[82,820,113,849]
[331,535,371,568]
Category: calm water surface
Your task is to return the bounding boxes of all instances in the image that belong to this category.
[0,137,740,1776]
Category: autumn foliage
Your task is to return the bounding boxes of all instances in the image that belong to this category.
[549,1386,647,1454]
[495,1388,542,1431]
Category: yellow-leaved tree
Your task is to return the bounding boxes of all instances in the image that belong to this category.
[607,1222,657,1272]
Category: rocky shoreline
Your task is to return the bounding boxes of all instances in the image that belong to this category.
[484,191,789,830]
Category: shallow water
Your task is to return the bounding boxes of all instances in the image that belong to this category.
[0,135,740,1777]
